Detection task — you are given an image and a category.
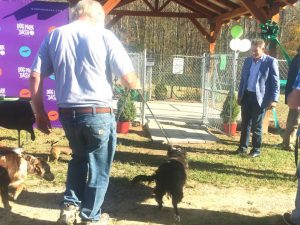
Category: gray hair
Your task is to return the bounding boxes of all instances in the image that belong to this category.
[251,38,265,48]
[70,0,105,25]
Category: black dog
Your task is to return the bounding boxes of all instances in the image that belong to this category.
[132,146,188,221]
[0,166,11,210]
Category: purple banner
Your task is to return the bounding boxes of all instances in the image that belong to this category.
[0,0,69,127]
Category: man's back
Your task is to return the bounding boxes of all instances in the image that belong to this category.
[33,20,134,108]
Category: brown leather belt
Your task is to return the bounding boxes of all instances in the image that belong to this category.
[59,107,112,114]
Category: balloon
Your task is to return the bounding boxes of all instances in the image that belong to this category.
[229,38,241,51]
[230,25,243,38]
[239,39,251,52]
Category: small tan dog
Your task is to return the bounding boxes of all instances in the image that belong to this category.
[0,147,55,200]
[50,144,72,162]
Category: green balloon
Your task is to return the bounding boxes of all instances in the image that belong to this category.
[231,25,243,38]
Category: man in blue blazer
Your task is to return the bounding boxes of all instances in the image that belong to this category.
[237,38,280,157]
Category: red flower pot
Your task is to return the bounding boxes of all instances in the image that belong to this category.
[223,122,237,136]
[117,121,130,134]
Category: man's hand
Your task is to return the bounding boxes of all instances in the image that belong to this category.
[35,112,51,135]
[268,101,277,109]
[120,72,141,89]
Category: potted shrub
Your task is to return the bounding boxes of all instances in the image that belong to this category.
[220,91,240,135]
[117,91,137,134]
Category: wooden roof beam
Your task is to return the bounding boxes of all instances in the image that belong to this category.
[210,21,222,43]
[155,0,159,11]
[142,0,155,11]
[240,0,268,23]
[103,0,122,14]
[158,0,171,11]
[285,0,298,5]
[110,10,203,18]
[192,0,225,14]
[173,0,216,17]
[189,17,211,42]
[212,0,239,9]
[211,0,267,23]
[113,0,138,9]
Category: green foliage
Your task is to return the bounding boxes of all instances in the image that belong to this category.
[154,83,168,100]
[220,91,240,123]
[117,91,137,122]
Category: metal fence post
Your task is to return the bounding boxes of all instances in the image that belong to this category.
[202,53,208,124]
[141,49,147,126]
[229,51,239,135]
[201,53,205,104]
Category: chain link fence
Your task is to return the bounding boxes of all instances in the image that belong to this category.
[113,52,146,123]
[147,54,203,102]
[202,54,238,132]
[116,52,290,134]
[146,53,290,134]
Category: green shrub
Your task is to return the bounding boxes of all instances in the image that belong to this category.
[117,91,136,122]
[154,83,168,100]
[220,91,240,123]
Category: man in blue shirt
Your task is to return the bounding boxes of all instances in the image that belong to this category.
[283,71,300,225]
[237,39,280,157]
[30,0,140,224]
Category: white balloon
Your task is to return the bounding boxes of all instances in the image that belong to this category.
[239,39,251,52]
[229,38,241,51]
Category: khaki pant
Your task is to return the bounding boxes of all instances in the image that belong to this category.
[282,109,300,147]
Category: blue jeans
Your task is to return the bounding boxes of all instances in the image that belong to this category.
[59,109,116,221]
[239,91,266,153]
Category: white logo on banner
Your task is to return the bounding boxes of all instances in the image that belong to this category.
[0,45,5,56]
[18,67,31,79]
[0,88,6,95]
[17,23,35,36]
[46,89,56,101]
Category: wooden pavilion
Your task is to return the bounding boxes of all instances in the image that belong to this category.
[70,0,298,53]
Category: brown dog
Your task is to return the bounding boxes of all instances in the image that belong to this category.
[0,166,11,210]
[0,147,55,200]
[50,145,72,162]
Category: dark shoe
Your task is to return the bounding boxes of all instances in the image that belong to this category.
[278,143,294,151]
[234,149,247,155]
[57,204,79,225]
[283,212,296,225]
[249,151,260,158]
[79,213,110,225]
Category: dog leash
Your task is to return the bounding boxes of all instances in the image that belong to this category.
[137,89,172,146]
[115,87,172,145]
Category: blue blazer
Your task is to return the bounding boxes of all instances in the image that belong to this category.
[238,55,280,109]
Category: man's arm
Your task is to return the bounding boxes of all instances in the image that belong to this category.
[29,71,51,134]
[268,58,280,109]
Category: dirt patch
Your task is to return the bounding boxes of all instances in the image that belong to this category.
[0,182,296,225]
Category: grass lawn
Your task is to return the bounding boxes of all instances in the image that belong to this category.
[0,124,297,225]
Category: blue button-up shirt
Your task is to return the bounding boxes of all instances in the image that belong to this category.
[247,54,266,92]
